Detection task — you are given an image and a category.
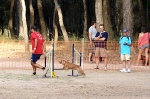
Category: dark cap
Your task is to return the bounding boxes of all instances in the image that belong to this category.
[30,25,37,31]
[123,28,128,33]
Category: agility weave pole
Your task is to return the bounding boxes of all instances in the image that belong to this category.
[52,44,84,77]
[45,39,84,78]
[68,43,83,76]
[72,38,84,76]
[52,43,83,77]
[44,44,55,78]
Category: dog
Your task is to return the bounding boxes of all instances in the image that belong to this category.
[59,59,86,77]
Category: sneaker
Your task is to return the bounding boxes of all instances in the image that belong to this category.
[120,68,127,72]
[94,66,99,69]
[104,66,107,71]
[43,67,49,77]
[42,67,45,70]
[42,75,46,78]
[32,74,37,78]
[127,69,131,73]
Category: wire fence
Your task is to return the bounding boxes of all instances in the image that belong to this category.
[0,40,149,71]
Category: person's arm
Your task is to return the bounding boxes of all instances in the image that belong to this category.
[89,31,93,46]
[118,38,121,56]
[126,37,132,46]
[98,32,108,41]
[94,32,102,41]
[98,37,106,41]
[94,35,101,40]
[34,38,38,49]
[89,32,92,42]
[32,38,37,53]
[126,43,132,46]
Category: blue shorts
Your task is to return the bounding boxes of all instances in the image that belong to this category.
[140,44,150,49]
[31,54,42,63]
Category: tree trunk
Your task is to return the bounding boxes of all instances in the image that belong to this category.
[83,0,88,39]
[95,0,103,31]
[54,0,69,41]
[20,0,29,52]
[138,0,146,26]
[53,7,58,44]
[103,0,114,40]
[123,0,133,38]
[8,0,15,39]
[115,1,123,36]
[29,0,34,28]
[37,0,47,40]
[18,0,24,39]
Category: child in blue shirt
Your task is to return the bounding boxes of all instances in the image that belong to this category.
[119,29,132,73]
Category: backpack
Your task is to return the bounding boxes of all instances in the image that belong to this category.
[120,36,132,43]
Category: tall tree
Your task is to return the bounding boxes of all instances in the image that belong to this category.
[53,7,58,44]
[103,0,114,40]
[20,0,29,52]
[37,0,47,39]
[138,0,146,26]
[8,0,15,39]
[54,0,69,41]
[115,0,123,37]
[95,0,103,31]
[18,0,24,38]
[29,0,34,28]
[123,0,133,38]
[83,0,88,39]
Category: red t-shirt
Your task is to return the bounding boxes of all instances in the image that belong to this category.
[30,31,45,54]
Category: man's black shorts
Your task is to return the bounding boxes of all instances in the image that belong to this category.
[31,54,42,63]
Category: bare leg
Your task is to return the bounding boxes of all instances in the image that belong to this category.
[136,49,144,65]
[144,48,149,66]
[122,60,126,69]
[32,65,36,73]
[31,62,44,69]
[89,53,92,62]
[104,57,108,67]
[127,60,130,69]
[95,57,99,68]
[92,54,95,62]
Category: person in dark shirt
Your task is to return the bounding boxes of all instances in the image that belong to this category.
[94,24,108,70]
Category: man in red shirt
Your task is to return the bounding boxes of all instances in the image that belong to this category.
[30,25,46,76]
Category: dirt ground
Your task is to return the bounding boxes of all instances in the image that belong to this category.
[0,69,150,99]
[0,41,150,99]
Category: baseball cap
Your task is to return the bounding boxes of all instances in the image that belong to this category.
[123,28,128,33]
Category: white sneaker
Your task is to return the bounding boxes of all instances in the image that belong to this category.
[120,68,127,72]
[43,67,49,77]
[104,66,107,71]
[127,69,131,73]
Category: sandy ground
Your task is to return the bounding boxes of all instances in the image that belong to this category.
[0,41,150,99]
[0,69,150,99]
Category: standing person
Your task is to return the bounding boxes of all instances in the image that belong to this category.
[136,26,150,66]
[88,21,97,63]
[94,24,108,70]
[119,29,132,73]
[30,25,46,76]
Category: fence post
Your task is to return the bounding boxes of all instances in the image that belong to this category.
[81,38,84,70]
[80,53,82,66]
[72,44,74,76]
